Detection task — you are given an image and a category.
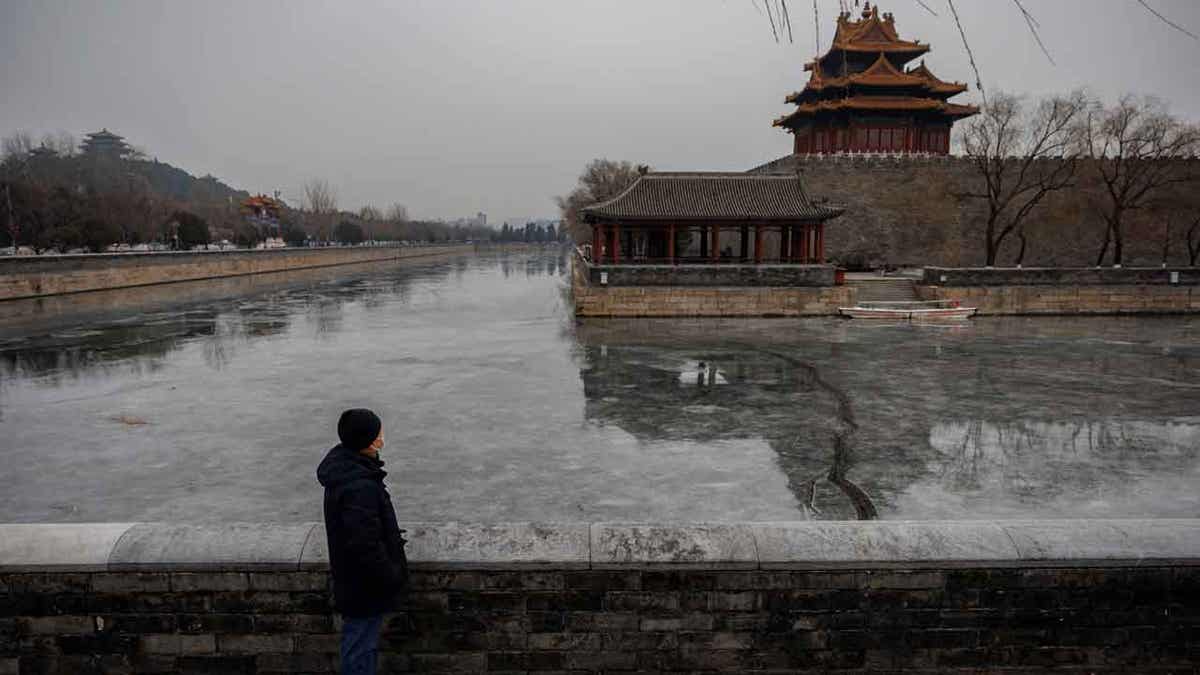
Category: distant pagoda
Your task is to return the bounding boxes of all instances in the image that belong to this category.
[80,128,131,158]
[774,2,978,155]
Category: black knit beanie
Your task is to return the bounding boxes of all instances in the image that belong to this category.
[337,408,382,452]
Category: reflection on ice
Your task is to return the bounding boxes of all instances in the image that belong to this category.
[1,251,1198,523]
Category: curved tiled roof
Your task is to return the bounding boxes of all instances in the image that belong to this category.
[580,172,844,223]
[774,96,979,126]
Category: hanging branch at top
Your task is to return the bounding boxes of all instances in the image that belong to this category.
[1011,0,1055,65]
[913,0,939,17]
[811,0,820,53]
[1135,0,1199,40]
[781,0,794,43]
[763,0,780,42]
[946,0,986,108]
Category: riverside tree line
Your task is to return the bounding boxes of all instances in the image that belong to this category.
[0,133,536,253]
[558,93,1200,268]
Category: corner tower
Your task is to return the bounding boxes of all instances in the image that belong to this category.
[773,2,978,155]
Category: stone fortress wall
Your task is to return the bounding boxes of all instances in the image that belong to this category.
[2,520,1198,673]
[0,245,470,301]
[751,154,1200,269]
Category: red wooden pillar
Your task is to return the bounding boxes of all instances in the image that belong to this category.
[817,223,825,263]
[667,224,676,264]
[592,225,603,261]
[711,225,720,262]
[799,224,809,263]
[783,226,793,263]
[754,224,764,264]
[611,224,621,263]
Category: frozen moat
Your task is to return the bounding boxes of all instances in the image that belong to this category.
[1,250,1198,523]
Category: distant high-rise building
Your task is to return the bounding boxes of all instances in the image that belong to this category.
[475,212,487,227]
[80,129,131,159]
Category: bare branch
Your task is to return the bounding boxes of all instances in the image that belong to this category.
[1136,0,1199,40]
[946,0,987,108]
[913,0,939,17]
[1011,0,1055,65]
[764,0,779,42]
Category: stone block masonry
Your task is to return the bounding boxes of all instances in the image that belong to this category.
[0,244,468,301]
[918,267,1200,315]
[1,520,1198,673]
[572,254,855,317]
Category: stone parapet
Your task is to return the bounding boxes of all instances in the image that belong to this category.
[2,521,1199,673]
[4,520,1199,573]
[917,282,1200,315]
[0,244,468,301]
[924,266,1200,287]
[585,262,836,287]
[573,254,853,317]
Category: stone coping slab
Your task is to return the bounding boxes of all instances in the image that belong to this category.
[301,522,591,570]
[0,520,1198,572]
[108,522,318,571]
[591,523,758,569]
[0,523,136,572]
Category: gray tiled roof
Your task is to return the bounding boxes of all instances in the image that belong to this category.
[581,172,844,223]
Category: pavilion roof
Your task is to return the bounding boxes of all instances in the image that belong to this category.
[774,96,979,126]
[824,3,929,58]
[906,61,969,96]
[788,53,935,102]
[580,172,843,223]
[84,128,125,141]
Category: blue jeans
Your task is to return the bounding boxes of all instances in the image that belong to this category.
[341,613,384,675]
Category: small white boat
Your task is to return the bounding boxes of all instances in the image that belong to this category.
[839,300,976,321]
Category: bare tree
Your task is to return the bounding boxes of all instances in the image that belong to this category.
[1,131,35,165]
[1084,95,1200,267]
[303,178,338,242]
[386,203,408,223]
[358,205,382,222]
[555,159,646,244]
[962,90,1087,266]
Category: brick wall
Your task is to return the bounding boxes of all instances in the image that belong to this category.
[4,566,1198,673]
[2,521,1198,674]
[751,154,1200,268]
[0,245,468,301]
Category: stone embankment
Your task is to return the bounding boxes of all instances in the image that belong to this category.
[572,253,854,317]
[1,520,1197,673]
[0,245,469,301]
[919,266,1200,315]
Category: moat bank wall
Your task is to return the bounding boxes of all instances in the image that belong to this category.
[917,266,1200,315]
[0,245,468,301]
[572,255,854,317]
[2,521,1198,674]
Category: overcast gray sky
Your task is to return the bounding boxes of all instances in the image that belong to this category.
[3,1,1199,225]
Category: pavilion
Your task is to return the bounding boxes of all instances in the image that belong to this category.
[580,171,843,266]
[773,3,978,155]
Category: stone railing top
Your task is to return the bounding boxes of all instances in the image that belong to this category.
[1,520,1198,572]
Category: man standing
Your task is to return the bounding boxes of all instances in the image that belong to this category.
[317,409,408,674]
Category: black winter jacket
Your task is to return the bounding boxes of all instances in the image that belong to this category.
[317,444,408,617]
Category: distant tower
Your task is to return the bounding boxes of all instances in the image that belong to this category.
[476,211,487,227]
[80,129,131,159]
[773,3,978,155]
